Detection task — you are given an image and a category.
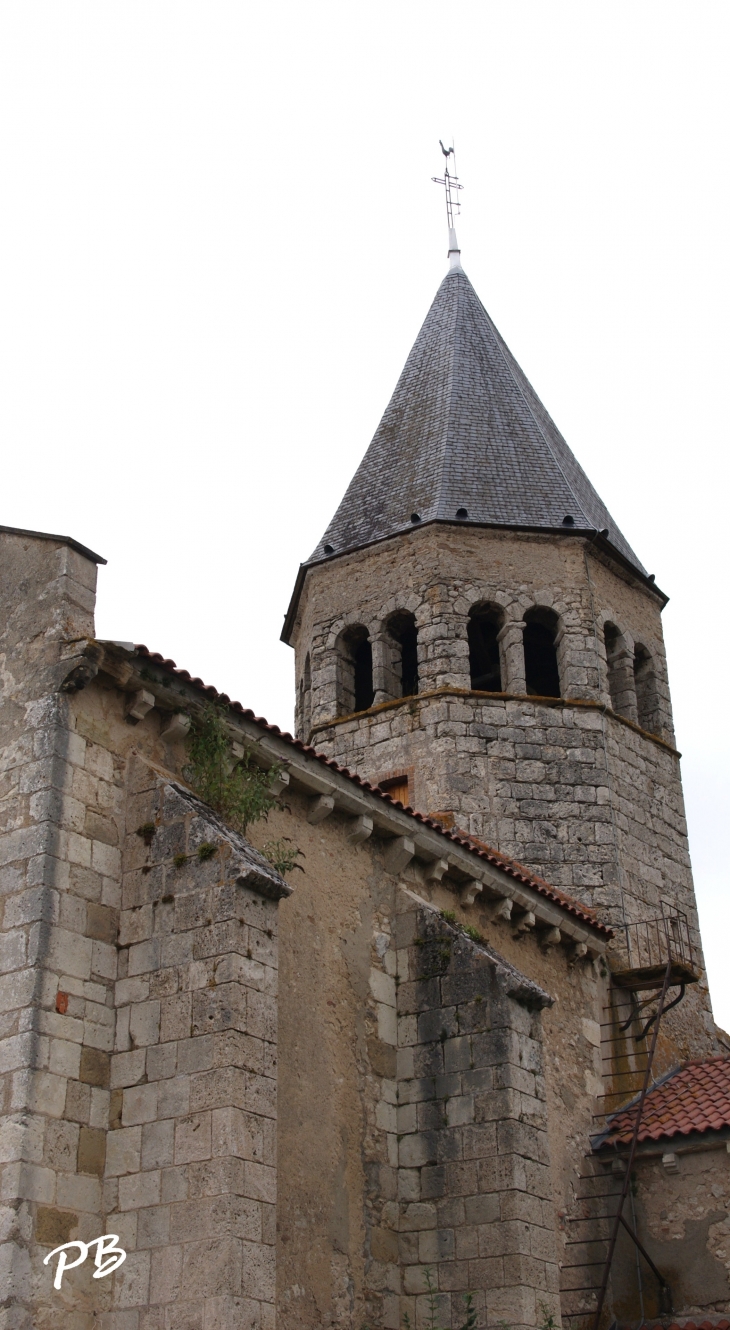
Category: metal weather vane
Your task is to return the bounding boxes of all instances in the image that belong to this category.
[432,140,463,267]
[432,140,463,229]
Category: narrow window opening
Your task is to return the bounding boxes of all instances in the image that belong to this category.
[468,603,503,691]
[336,626,374,715]
[353,635,374,712]
[634,644,658,733]
[604,623,624,712]
[299,652,312,737]
[523,608,561,698]
[387,611,419,697]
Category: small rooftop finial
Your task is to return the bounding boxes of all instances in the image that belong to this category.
[432,140,463,270]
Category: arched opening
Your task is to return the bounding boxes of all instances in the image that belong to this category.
[386,611,419,697]
[336,626,374,715]
[523,608,561,698]
[634,644,659,733]
[468,603,503,691]
[604,622,624,712]
[298,652,312,737]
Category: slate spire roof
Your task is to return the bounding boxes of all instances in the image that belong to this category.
[309,266,646,576]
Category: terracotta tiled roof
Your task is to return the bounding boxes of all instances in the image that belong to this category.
[603,1057,730,1146]
[128,644,612,939]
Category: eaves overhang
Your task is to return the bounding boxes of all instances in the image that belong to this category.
[89,638,612,950]
[281,519,667,644]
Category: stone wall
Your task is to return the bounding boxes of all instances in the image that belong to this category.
[394,898,561,1330]
[0,531,289,1330]
[104,764,286,1330]
[0,531,113,1330]
[292,526,674,746]
[2,525,722,1330]
[257,777,608,1330]
[609,1142,730,1318]
[312,692,714,1068]
[289,524,715,1061]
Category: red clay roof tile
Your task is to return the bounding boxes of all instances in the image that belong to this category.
[604,1057,730,1146]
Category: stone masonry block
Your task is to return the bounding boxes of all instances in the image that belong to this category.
[141,1118,175,1170]
[118,1169,162,1211]
[122,1083,158,1126]
[129,1001,161,1048]
[212,1107,264,1163]
[106,1127,142,1177]
[175,1113,212,1165]
[180,1237,243,1300]
[189,1067,247,1113]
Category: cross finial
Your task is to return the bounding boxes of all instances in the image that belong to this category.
[432,140,463,269]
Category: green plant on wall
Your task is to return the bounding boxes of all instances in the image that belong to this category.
[538,1303,558,1330]
[263,837,303,876]
[402,1267,477,1329]
[183,703,301,873]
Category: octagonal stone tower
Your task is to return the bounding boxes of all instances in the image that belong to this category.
[282,244,705,993]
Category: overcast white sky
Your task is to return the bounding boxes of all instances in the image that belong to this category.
[1,2,728,1024]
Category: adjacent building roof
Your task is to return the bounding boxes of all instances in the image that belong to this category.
[308,267,646,573]
[602,1057,730,1146]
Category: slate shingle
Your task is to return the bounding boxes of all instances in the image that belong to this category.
[310,268,646,575]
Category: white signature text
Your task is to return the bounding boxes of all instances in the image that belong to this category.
[43,1234,127,1289]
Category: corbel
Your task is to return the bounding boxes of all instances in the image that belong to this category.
[349,815,373,844]
[460,879,483,907]
[570,941,589,964]
[486,897,513,924]
[539,926,562,950]
[384,836,415,876]
[268,769,291,798]
[425,859,449,883]
[308,795,335,825]
[512,909,536,935]
[126,689,155,723]
[161,713,191,742]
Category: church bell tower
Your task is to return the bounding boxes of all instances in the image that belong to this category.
[281,168,706,997]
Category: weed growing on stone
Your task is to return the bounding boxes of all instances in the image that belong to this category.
[463,925,484,944]
[402,1267,478,1328]
[538,1302,558,1330]
[263,837,304,876]
[185,703,279,833]
[183,702,301,872]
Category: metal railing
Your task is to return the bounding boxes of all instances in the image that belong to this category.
[618,906,695,977]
